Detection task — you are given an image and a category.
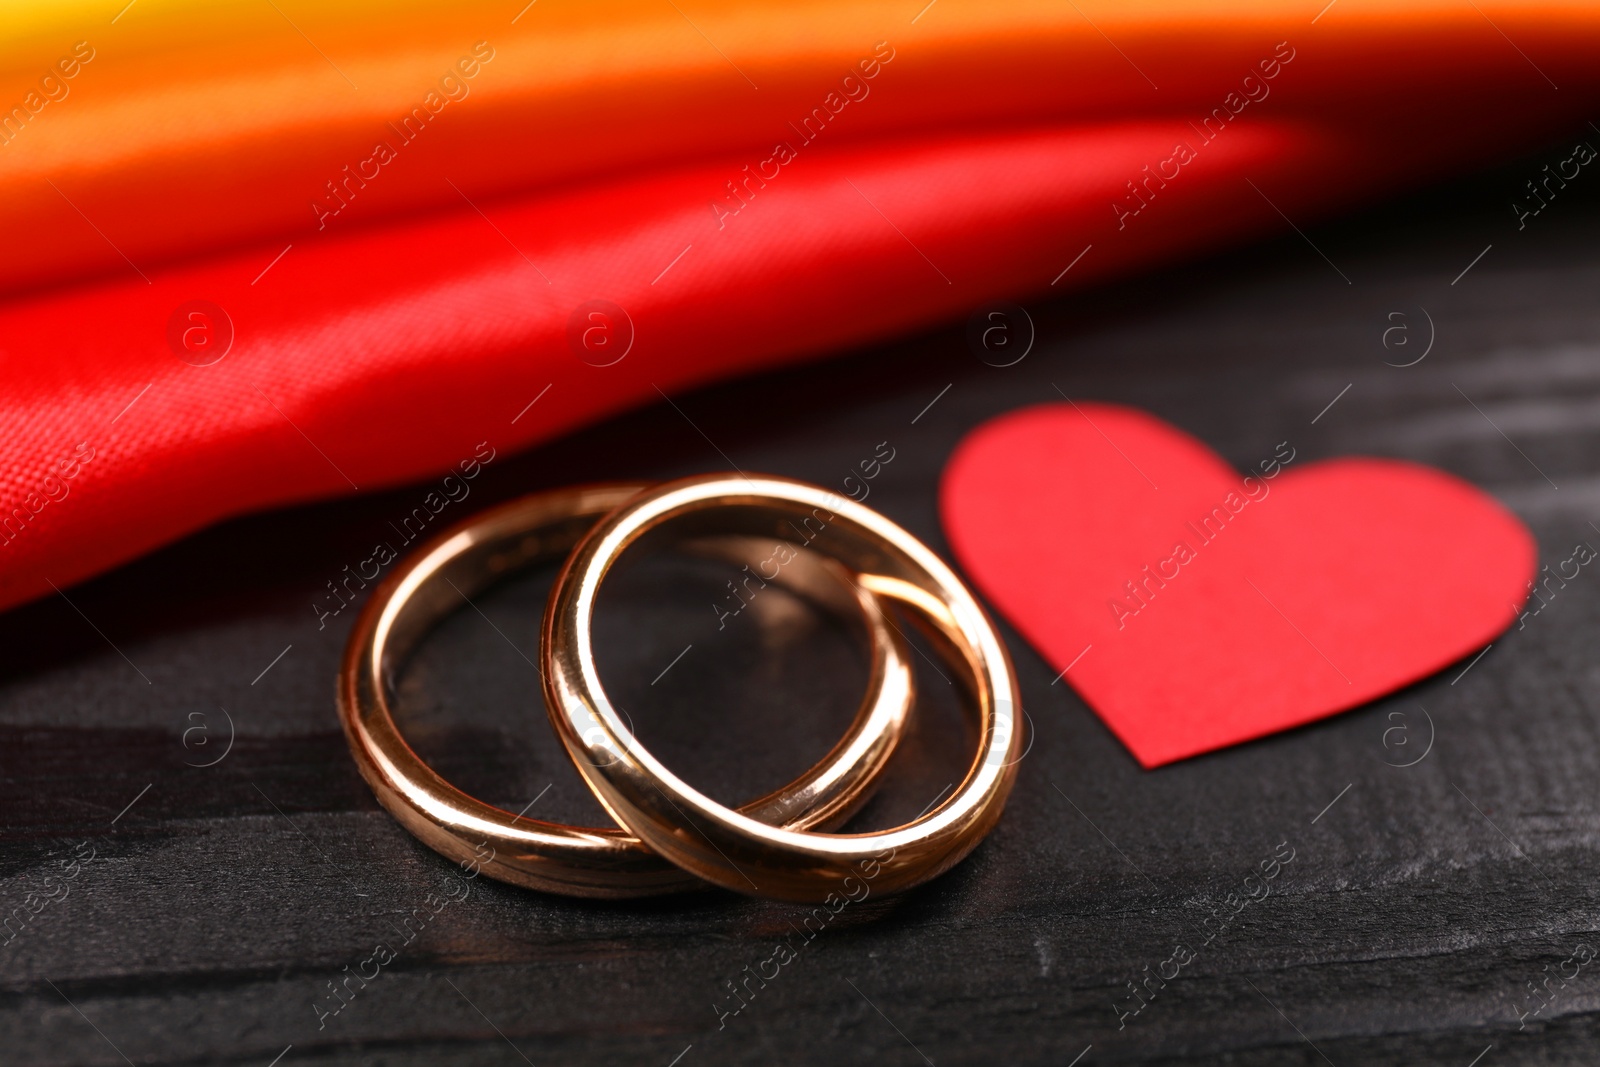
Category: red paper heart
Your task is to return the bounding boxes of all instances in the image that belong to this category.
[940,402,1536,767]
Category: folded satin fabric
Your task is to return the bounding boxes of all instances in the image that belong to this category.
[4,0,1596,293]
[1,0,1598,613]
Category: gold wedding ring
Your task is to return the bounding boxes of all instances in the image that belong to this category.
[543,474,1023,903]
[337,483,915,898]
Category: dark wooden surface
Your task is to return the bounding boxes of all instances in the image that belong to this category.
[4,145,1600,1067]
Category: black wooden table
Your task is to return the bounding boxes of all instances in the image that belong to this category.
[4,146,1599,1066]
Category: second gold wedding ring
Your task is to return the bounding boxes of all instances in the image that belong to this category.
[544,474,1023,903]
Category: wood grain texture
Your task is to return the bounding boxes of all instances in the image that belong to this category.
[3,147,1599,1066]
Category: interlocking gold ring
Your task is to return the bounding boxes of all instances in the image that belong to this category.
[543,473,1022,903]
[337,483,915,898]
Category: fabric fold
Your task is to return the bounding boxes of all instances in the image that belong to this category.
[2,0,1598,613]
